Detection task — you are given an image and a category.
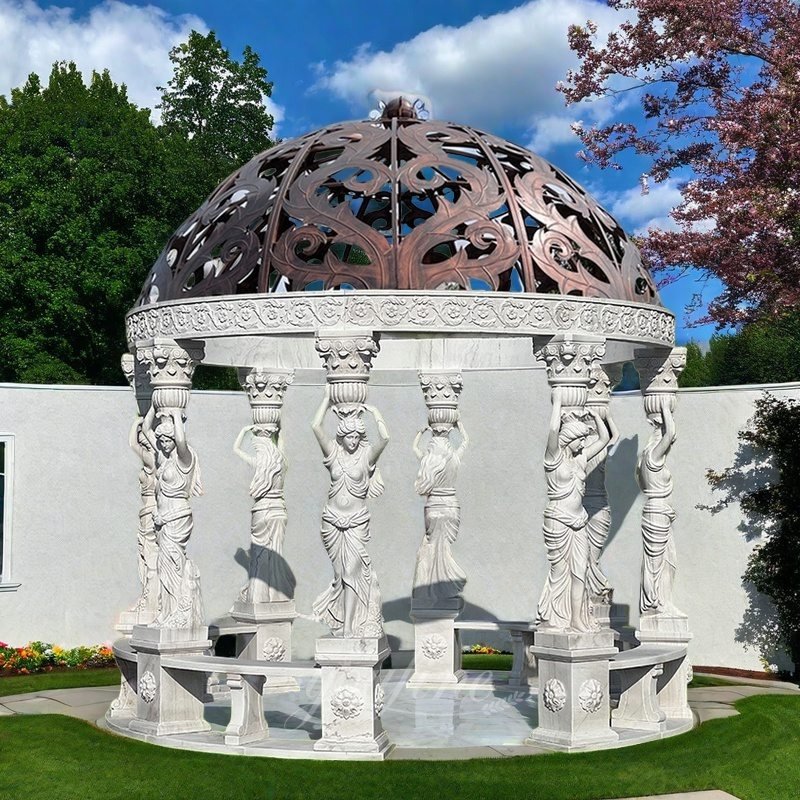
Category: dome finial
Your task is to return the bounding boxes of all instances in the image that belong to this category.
[381,96,418,120]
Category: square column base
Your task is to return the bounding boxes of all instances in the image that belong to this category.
[314,636,393,758]
[129,626,212,736]
[115,609,157,637]
[232,600,298,693]
[526,629,619,752]
[637,613,693,722]
[407,604,463,689]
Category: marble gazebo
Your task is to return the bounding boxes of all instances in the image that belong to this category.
[107,97,691,759]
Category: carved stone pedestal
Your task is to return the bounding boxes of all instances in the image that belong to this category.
[407,602,464,688]
[637,613,693,721]
[527,629,618,752]
[508,627,537,691]
[232,600,298,692]
[129,625,211,736]
[591,601,612,630]
[314,636,392,759]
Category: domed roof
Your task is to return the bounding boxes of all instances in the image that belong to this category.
[136,99,661,308]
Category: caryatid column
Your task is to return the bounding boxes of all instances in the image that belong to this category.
[408,372,469,688]
[231,368,298,682]
[128,338,211,738]
[584,362,622,628]
[633,346,692,722]
[110,353,156,721]
[312,331,391,758]
[528,334,619,752]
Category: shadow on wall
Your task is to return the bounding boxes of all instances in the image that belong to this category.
[700,436,789,669]
[605,434,641,550]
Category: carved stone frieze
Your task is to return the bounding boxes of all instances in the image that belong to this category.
[126,293,675,348]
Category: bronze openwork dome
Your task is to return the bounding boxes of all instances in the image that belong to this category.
[137,99,661,308]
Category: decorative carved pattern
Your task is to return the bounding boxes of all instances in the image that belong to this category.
[127,293,675,348]
[139,671,157,703]
[137,339,204,411]
[537,337,606,385]
[135,116,661,304]
[239,368,294,426]
[578,678,604,713]
[261,638,287,662]
[636,347,687,395]
[374,682,385,718]
[121,353,135,387]
[418,372,462,426]
[420,633,448,660]
[330,687,365,720]
[542,678,567,713]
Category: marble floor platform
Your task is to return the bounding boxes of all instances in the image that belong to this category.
[102,669,696,760]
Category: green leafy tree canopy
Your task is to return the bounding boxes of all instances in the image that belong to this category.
[157,30,275,171]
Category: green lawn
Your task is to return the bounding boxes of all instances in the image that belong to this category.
[1,695,798,799]
[0,667,120,697]
[461,653,513,671]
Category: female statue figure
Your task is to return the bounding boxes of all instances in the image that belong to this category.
[411,421,469,605]
[311,387,389,638]
[128,416,158,614]
[637,395,680,615]
[536,389,610,632]
[142,406,203,628]
[584,406,619,604]
[233,423,295,604]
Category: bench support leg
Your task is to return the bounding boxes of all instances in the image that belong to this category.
[612,664,667,731]
[225,673,268,745]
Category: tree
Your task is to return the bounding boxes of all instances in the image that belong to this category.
[561,0,800,326]
[0,29,277,387]
[0,63,177,384]
[158,30,275,184]
[677,312,800,387]
[677,341,710,387]
[707,393,800,675]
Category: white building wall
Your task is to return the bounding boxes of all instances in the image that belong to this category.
[1,375,795,671]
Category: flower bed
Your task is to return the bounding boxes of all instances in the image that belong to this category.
[0,641,114,676]
[462,643,512,655]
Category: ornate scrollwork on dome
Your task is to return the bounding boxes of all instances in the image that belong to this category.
[136,113,661,307]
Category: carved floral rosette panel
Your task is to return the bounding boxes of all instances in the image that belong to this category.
[127,292,675,348]
[135,118,661,305]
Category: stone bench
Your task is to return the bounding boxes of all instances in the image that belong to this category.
[113,640,318,746]
[610,643,689,731]
[454,620,537,689]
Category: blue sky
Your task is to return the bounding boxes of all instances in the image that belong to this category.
[0,0,723,343]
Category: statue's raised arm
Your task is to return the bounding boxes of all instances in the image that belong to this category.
[311,385,335,459]
[363,404,390,465]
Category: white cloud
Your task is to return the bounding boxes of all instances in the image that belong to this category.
[313,0,628,153]
[264,95,285,138]
[0,0,206,117]
[606,178,684,235]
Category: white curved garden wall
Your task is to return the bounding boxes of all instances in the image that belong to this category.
[1,374,795,671]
